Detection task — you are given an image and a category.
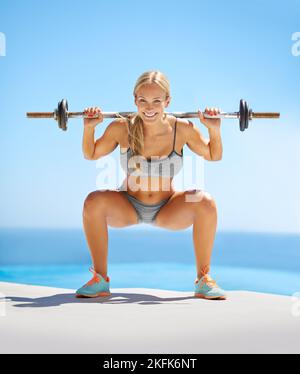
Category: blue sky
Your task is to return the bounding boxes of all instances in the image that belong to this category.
[0,0,299,232]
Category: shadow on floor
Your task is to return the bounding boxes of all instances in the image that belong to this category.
[6,291,204,308]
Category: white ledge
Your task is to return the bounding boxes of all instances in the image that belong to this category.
[0,281,299,354]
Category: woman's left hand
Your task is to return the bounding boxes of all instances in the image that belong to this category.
[198,107,221,130]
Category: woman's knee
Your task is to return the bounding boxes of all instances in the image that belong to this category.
[185,189,217,216]
[83,190,109,219]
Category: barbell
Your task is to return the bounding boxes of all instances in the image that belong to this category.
[26,98,280,132]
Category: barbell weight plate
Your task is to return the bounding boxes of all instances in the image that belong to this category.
[57,99,68,131]
[56,100,61,130]
[239,99,246,131]
[57,100,63,130]
[244,100,249,130]
[63,99,69,131]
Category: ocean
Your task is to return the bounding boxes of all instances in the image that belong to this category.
[0,228,299,296]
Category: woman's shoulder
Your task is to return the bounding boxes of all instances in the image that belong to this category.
[170,116,193,138]
[107,118,129,148]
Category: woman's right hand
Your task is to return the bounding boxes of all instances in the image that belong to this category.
[84,107,104,129]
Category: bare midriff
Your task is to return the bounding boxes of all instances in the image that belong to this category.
[119,116,180,203]
[121,175,176,203]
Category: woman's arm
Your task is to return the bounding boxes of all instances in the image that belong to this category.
[185,121,213,161]
[185,106,223,161]
[83,121,122,160]
[82,126,98,159]
[207,127,223,161]
[184,120,222,161]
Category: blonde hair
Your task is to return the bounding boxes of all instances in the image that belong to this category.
[122,71,171,155]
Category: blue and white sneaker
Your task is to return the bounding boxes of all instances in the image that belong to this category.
[76,268,111,298]
[194,274,227,300]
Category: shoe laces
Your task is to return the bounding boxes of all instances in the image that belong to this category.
[84,267,109,287]
[196,274,218,289]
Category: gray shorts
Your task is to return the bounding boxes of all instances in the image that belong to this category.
[119,191,170,225]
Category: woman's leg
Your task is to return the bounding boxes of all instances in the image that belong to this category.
[192,193,218,278]
[83,190,139,278]
[154,189,218,279]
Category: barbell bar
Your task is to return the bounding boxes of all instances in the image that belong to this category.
[26,98,280,132]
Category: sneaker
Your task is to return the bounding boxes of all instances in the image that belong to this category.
[194,274,227,300]
[76,267,111,298]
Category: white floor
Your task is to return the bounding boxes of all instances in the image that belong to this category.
[0,281,299,354]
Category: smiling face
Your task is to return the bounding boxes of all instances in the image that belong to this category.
[134,83,171,124]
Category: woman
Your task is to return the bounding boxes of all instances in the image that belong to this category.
[76,71,226,300]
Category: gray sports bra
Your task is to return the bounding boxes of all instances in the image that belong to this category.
[120,119,183,178]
